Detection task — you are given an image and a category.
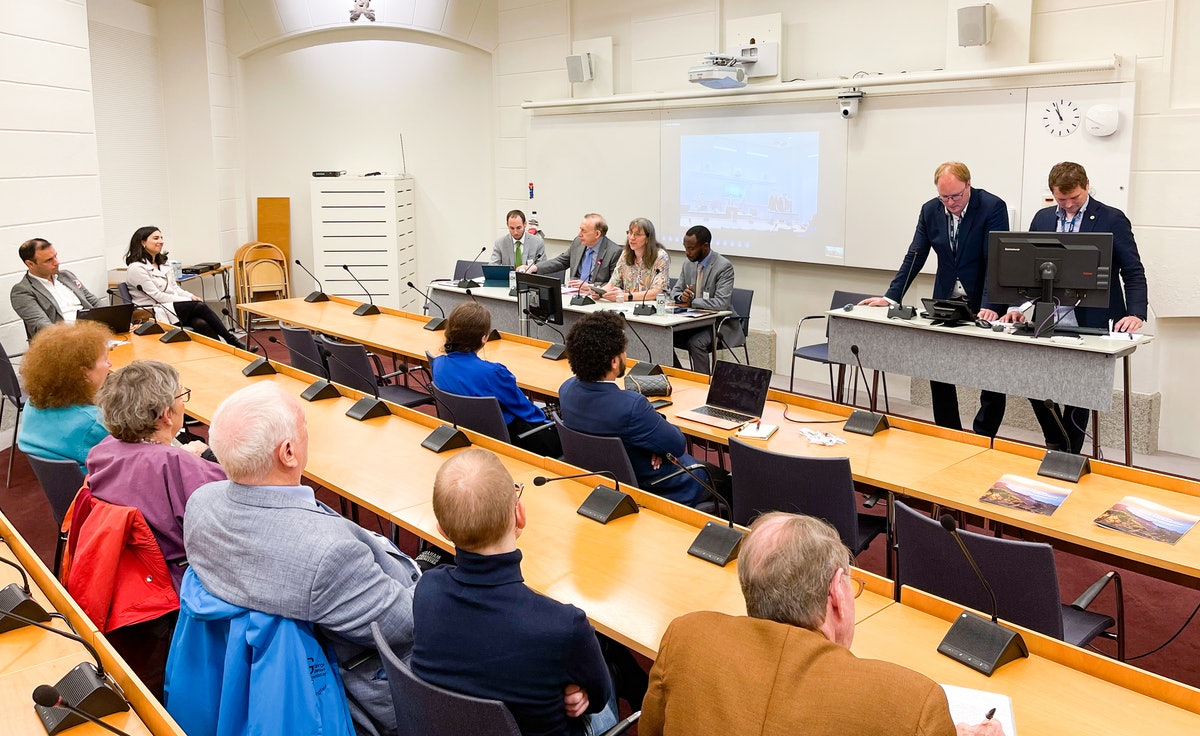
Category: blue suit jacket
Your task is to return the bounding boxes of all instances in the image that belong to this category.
[1028,198,1148,327]
[885,187,1009,313]
[558,377,704,506]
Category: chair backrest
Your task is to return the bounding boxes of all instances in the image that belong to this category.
[826,290,876,338]
[730,287,753,329]
[892,500,1065,639]
[118,282,134,306]
[281,325,328,378]
[454,260,485,281]
[316,335,377,394]
[27,455,85,527]
[431,386,510,442]
[371,622,521,736]
[0,351,22,404]
[553,416,639,486]
[728,438,860,551]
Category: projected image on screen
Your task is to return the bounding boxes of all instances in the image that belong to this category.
[680,132,819,237]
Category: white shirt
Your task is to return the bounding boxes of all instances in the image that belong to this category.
[31,273,84,322]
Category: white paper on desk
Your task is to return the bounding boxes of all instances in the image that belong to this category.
[941,684,1016,735]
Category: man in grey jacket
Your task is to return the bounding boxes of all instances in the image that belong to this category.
[489,209,546,267]
[11,238,104,338]
[185,382,420,736]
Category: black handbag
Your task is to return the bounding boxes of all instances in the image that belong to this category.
[624,372,672,397]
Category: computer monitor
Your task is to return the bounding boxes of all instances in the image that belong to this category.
[516,271,564,326]
[986,231,1113,334]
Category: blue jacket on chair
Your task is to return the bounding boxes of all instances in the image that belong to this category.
[164,568,356,736]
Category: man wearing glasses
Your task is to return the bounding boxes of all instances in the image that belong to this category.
[860,161,1009,437]
[641,512,1003,736]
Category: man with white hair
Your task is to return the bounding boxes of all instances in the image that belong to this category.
[184,382,420,736]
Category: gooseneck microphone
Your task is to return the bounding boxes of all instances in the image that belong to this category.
[135,285,190,343]
[341,264,381,315]
[534,470,639,524]
[619,312,661,376]
[405,280,446,330]
[659,454,742,566]
[885,240,921,320]
[319,345,389,420]
[1035,398,1092,482]
[934,514,1028,676]
[456,247,487,289]
[404,371,471,454]
[293,259,330,302]
[841,344,889,436]
[111,287,165,336]
[632,268,661,316]
[33,685,132,736]
[220,308,275,376]
[523,308,567,361]
[267,336,342,401]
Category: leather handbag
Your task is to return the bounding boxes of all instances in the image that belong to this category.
[624,372,672,397]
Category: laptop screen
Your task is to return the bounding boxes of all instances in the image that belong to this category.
[706,361,772,416]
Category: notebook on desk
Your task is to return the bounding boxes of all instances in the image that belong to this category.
[676,360,773,430]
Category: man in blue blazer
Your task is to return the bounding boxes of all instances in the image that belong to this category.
[861,162,1009,436]
[1003,162,1149,453]
[525,213,621,288]
[558,310,706,507]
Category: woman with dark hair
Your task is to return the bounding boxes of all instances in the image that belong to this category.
[430,302,562,457]
[596,217,670,303]
[124,226,248,349]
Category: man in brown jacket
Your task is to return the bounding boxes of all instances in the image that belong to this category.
[640,512,1003,736]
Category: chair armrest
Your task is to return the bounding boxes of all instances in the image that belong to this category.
[792,314,828,349]
[649,462,707,485]
[1070,570,1120,610]
[515,422,555,440]
[600,711,641,736]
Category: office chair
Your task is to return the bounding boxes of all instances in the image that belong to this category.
[280,325,328,377]
[715,287,753,364]
[791,289,889,409]
[0,351,27,487]
[553,415,639,486]
[27,454,85,575]
[429,386,554,445]
[316,335,433,409]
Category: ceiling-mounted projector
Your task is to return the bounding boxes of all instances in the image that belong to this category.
[688,61,747,89]
[687,44,778,90]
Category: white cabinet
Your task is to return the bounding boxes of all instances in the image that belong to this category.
[310,176,418,312]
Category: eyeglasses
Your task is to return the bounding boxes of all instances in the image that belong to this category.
[514,482,524,502]
[849,575,866,599]
[937,187,968,203]
[175,387,191,403]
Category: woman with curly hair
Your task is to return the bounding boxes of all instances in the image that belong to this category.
[17,320,112,471]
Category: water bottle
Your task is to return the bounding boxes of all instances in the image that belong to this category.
[170,260,183,280]
[509,269,517,291]
[655,292,667,316]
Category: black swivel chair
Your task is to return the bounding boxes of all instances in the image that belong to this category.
[316,335,433,409]
[553,415,639,486]
[893,499,1125,659]
[27,454,85,574]
[280,325,328,377]
[728,438,887,563]
[791,289,889,409]
[429,386,555,446]
[715,287,753,364]
[0,351,27,487]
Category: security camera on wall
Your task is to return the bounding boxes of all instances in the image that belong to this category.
[837,90,863,119]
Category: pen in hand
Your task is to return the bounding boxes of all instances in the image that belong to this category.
[985,707,996,721]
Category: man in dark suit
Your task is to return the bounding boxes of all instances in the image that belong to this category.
[668,225,742,374]
[10,237,104,339]
[641,512,1003,736]
[525,213,621,288]
[861,162,1008,436]
[1002,161,1148,453]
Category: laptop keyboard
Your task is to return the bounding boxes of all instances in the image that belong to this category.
[691,406,755,424]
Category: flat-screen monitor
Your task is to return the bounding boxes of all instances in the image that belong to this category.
[986,231,1113,309]
[516,272,564,326]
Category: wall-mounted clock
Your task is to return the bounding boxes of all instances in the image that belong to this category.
[1042,100,1081,137]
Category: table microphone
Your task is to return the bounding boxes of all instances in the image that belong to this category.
[0,560,51,634]
[341,264,381,315]
[293,259,330,302]
[267,336,342,401]
[1035,398,1091,483]
[404,281,446,330]
[934,514,1028,676]
[33,685,132,736]
[104,287,161,334]
[658,454,742,566]
[319,346,390,420]
[403,373,471,453]
[523,308,567,361]
[886,240,921,320]
[619,312,661,376]
[841,344,889,436]
[533,471,638,524]
[456,246,486,289]
[632,269,661,316]
[134,285,190,342]
[220,308,275,376]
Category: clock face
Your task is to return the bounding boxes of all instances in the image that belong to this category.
[1043,100,1081,137]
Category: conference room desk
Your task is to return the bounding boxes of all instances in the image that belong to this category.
[0,512,183,735]
[852,588,1200,734]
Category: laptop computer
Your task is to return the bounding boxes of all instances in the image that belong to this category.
[481,264,513,287]
[676,360,773,430]
[77,303,136,335]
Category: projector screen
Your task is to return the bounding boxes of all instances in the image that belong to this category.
[659,106,848,263]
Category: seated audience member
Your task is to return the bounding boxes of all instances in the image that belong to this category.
[17,320,112,472]
[124,226,248,349]
[641,512,1004,736]
[10,237,105,339]
[413,449,618,736]
[558,311,705,507]
[491,209,546,267]
[591,217,670,303]
[668,225,741,374]
[431,302,562,457]
[89,360,226,591]
[183,382,420,736]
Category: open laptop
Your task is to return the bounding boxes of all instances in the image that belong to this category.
[77,303,136,335]
[676,360,773,430]
[481,264,513,287]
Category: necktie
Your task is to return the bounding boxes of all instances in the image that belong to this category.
[695,263,705,297]
[514,240,523,266]
[579,248,596,282]
[948,214,959,254]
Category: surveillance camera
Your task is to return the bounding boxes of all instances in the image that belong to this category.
[837,90,863,119]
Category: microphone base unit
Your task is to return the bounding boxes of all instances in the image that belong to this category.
[304,291,330,303]
[687,522,744,566]
[626,362,663,377]
[887,304,917,320]
[301,379,342,402]
[576,485,640,524]
[843,410,889,436]
[242,357,277,377]
[937,611,1028,677]
[35,663,129,736]
[1037,450,1091,483]
[0,583,50,633]
[423,317,446,331]
[353,303,381,316]
[132,321,165,336]
[346,396,392,421]
[421,424,472,453]
[159,327,191,343]
[542,343,568,361]
[487,329,503,342]
[455,279,480,290]
[569,295,595,307]
[632,304,658,316]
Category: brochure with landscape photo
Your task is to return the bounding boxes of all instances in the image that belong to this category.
[1094,496,1200,545]
[979,474,1071,516]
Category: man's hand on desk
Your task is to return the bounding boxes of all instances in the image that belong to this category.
[563,684,589,717]
[997,311,1025,324]
[957,720,1004,736]
[1113,315,1143,333]
[976,308,1000,322]
[859,296,892,307]
[516,264,533,273]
